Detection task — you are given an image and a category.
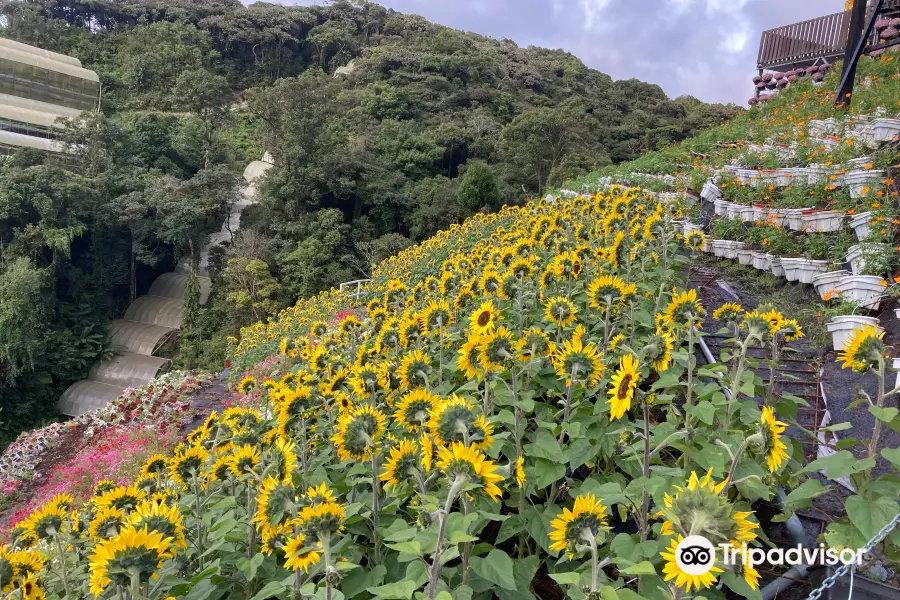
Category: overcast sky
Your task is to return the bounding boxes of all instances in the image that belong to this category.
[273,0,846,105]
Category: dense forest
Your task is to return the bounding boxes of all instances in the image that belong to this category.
[0,0,741,444]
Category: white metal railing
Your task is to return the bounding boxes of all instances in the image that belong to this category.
[339,279,371,300]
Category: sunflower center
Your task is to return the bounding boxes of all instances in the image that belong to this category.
[477,311,491,327]
[617,375,633,400]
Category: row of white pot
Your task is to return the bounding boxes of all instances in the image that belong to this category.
[809,116,900,145]
[700,238,832,283]
[812,270,887,310]
[713,199,846,233]
[719,161,884,193]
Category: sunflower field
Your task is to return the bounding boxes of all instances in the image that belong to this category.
[0,184,832,600]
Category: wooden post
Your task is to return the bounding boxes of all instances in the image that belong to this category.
[835,0,884,106]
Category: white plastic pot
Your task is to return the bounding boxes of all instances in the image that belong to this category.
[846,243,890,276]
[805,164,830,185]
[780,258,803,282]
[893,357,900,393]
[753,205,769,221]
[844,169,884,199]
[720,240,744,260]
[701,181,722,202]
[872,117,900,142]
[770,256,785,277]
[799,210,845,233]
[751,251,772,271]
[714,198,728,216]
[739,205,756,222]
[796,259,831,284]
[783,208,813,231]
[724,202,743,220]
[833,275,887,310]
[848,211,873,240]
[737,248,754,266]
[827,316,882,351]
[811,270,852,299]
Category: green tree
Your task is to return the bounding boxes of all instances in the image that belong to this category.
[0,258,49,383]
[223,257,280,325]
[173,69,232,168]
[457,161,501,213]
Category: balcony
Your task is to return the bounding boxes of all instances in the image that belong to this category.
[757,1,900,72]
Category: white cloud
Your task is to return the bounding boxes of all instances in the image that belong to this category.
[580,0,611,30]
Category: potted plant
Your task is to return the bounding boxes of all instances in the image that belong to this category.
[822,296,882,350]
[793,234,832,284]
[765,227,796,278]
[812,270,852,300]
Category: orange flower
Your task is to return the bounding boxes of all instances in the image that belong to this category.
[881,279,888,286]
[823,290,840,301]
[865,163,873,170]
[872,201,880,208]
[861,186,871,196]
[894,276,900,284]
[848,209,856,215]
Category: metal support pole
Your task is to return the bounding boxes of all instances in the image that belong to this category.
[835,0,884,106]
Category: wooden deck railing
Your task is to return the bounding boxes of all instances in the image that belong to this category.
[758,1,900,71]
[757,11,852,70]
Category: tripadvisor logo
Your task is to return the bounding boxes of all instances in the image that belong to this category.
[676,535,867,572]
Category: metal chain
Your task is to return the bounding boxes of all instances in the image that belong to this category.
[807,512,900,600]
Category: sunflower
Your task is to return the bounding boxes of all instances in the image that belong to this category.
[608,354,640,421]
[548,494,609,557]
[656,470,758,546]
[254,476,297,533]
[420,434,434,472]
[552,336,604,387]
[394,389,440,433]
[89,525,173,597]
[16,575,45,600]
[398,314,425,347]
[435,442,503,501]
[94,485,147,514]
[297,502,346,539]
[339,314,363,334]
[587,275,627,309]
[331,405,386,461]
[130,500,187,549]
[712,302,744,324]
[422,299,453,333]
[261,522,292,556]
[662,289,706,327]
[380,440,423,491]
[169,445,210,487]
[741,562,761,590]
[21,505,66,541]
[398,348,432,389]
[660,535,723,593]
[838,324,885,372]
[760,406,789,472]
[479,269,502,295]
[349,363,382,398]
[478,326,517,372]
[311,320,329,337]
[514,328,552,362]
[89,507,127,542]
[544,296,578,327]
[469,300,499,336]
[780,318,804,342]
[6,549,45,582]
[458,334,486,380]
[140,455,169,479]
[515,456,526,488]
[227,444,261,478]
[283,534,321,572]
[238,376,257,395]
[428,395,478,447]
[685,230,706,251]
[93,480,119,497]
[645,328,675,372]
[272,437,299,485]
[305,482,336,506]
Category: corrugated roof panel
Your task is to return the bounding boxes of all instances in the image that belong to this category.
[0,45,100,82]
[123,295,184,329]
[0,103,67,128]
[0,37,82,68]
[0,92,81,118]
[89,353,170,388]
[0,129,63,152]
[57,380,125,416]
[108,320,177,355]
[148,272,212,305]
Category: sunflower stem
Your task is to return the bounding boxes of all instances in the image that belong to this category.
[371,452,382,565]
[558,373,576,443]
[868,357,886,471]
[603,302,612,348]
[462,496,472,585]
[323,535,333,600]
[438,324,444,386]
[428,476,465,600]
[54,532,71,599]
[640,399,651,542]
[587,529,599,594]
[725,337,750,429]
[723,440,750,493]
[192,477,206,570]
[247,480,256,558]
